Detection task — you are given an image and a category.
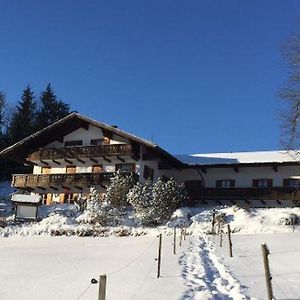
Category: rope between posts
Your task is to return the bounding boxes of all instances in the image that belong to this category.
[108,238,157,276]
[74,282,93,300]
[129,262,156,300]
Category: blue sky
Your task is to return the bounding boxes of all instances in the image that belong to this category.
[0,1,300,154]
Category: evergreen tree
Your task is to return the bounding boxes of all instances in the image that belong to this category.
[105,171,135,208]
[7,85,36,144]
[35,83,70,129]
[128,178,187,226]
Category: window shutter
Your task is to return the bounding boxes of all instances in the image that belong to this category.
[216,180,222,188]
[252,179,258,187]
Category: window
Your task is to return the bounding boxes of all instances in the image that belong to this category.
[143,165,154,181]
[41,194,47,205]
[252,179,272,188]
[64,140,82,147]
[216,180,235,188]
[92,165,102,173]
[90,139,103,146]
[283,178,300,187]
[66,166,76,174]
[116,163,135,172]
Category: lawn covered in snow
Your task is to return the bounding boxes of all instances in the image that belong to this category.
[0,235,189,300]
[211,232,300,300]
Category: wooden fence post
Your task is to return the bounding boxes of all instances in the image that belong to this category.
[157,234,162,278]
[98,274,107,300]
[227,224,233,257]
[179,229,183,247]
[212,210,216,235]
[261,243,273,300]
[173,227,176,255]
[219,229,223,247]
[183,228,186,240]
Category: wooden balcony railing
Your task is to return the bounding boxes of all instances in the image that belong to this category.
[186,187,299,201]
[12,172,138,189]
[28,144,137,161]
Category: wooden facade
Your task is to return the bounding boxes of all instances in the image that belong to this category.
[12,172,138,189]
[186,187,300,205]
[28,143,137,162]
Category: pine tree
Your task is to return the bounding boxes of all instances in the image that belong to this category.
[7,85,37,144]
[35,83,70,129]
[127,180,156,225]
[105,171,135,208]
[128,178,187,226]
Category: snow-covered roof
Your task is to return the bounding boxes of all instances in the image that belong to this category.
[176,150,300,166]
[11,194,41,204]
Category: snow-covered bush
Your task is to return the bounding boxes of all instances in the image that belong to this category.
[76,187,122,226]
[128,178,187,226]
[127,180,155,225]
[105,171,135,208]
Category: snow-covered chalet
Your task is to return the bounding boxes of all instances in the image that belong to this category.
[1,112,300,207]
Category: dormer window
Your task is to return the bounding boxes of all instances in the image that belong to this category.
[64,140,82,147]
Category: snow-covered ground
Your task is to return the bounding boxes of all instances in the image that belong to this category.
[1,232,299,299]
[1,204,300,299]
[211,232,300,300]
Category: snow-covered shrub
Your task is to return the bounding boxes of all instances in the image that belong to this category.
[127,180,155,225]
[128,178,187,226]
[76,187,121,226]
[278,213,298,225]
[152,178,187,223]
[75,193,87,212]
[105,171,135,208]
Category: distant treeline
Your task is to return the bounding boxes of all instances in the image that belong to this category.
[0,84,72,179]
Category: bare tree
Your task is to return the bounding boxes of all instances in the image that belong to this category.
[279,25,300,149]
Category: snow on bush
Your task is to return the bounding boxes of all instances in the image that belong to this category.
[190,206,300,234]
[128,178,187,226]
[105,171,135,208]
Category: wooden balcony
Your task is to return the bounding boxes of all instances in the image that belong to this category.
[186,187,300,202]
[28,144,139,161]
[12,172,138,189]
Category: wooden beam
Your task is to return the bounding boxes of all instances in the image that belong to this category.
[40,160,49,166]
[102,156,111,163]
[64,158,73,164]
[77,158,85,164]
[62,185,70,190]
[75,185,83,190]
[117,155,125,162]
[90,157,98,163]
[131,154,140,161]
[52,159,61,165]
[50,186,58,191]
[37,186,46,191]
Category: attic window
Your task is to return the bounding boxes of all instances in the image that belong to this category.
[64,140,82,147]
[90,139,103,146]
